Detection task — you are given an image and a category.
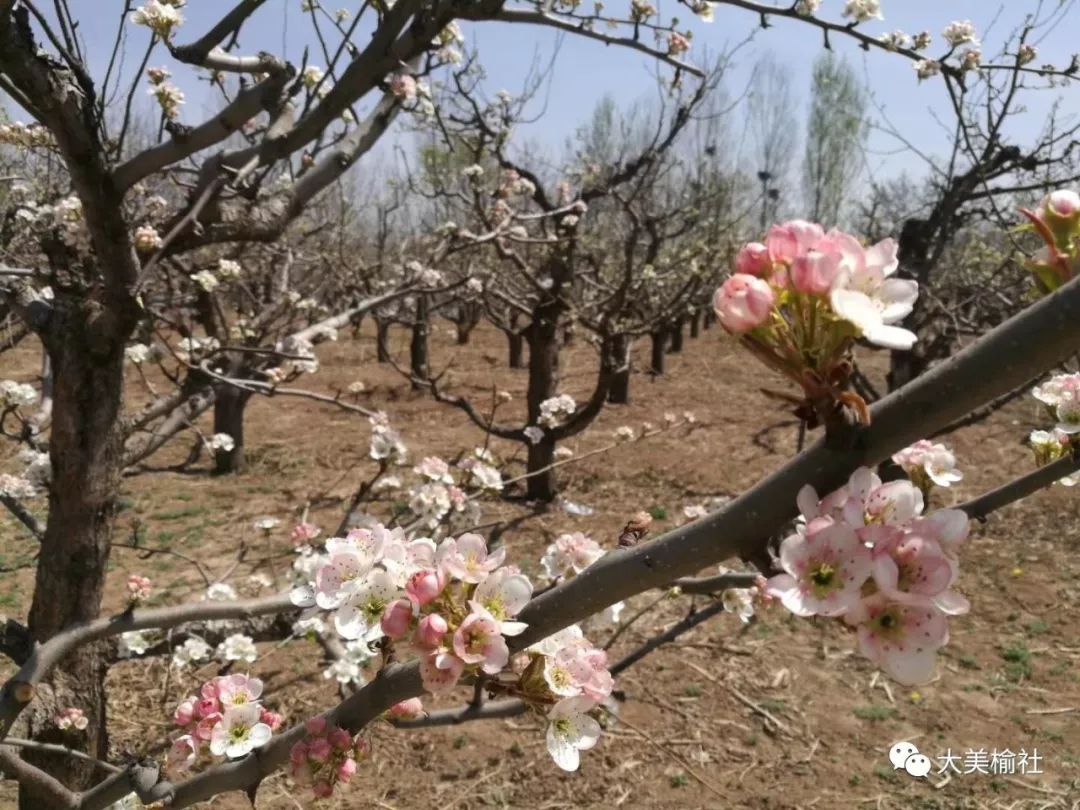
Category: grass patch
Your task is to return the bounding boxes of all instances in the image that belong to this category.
[1000,643,1033,682]
[853,704,897,722]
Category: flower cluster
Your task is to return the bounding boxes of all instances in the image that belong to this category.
[289,523,614,772]
[126,574,152,605]
[1021,190,1080,293]
[0,380,37,409]
[538,394,577,428]
[714,222,918,427]
[288,717,369,798]
[842,0,882,24]
[55,707,88,732]
[168,674,281,774]
[766,467,970,684]
[0,122,54,149]
[1033,373,1080,434]
[1028,373,1080,485]
[131,0,184,37]
[891,440,963,495]
[147,66,184,119]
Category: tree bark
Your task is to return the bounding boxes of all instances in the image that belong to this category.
[21,324,125,805]
[649,331,667,375]
[376,319,391,363]
[703,309,716,330]
[689,310,702,339]
[524,302,561,501]
[455,302,480,345]
[410,295,430,390]
[607,333,631,404]
[507,331,524,369]
[212,386,251,474]
[668,319,685,353]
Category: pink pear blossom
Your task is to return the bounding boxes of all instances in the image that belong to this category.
[473,568,532,636]
[414,612,448,649]
[173,698,196,727]
[871,533,954,608]
[766,220,825,263]
[216,673,264,707]
[735,242,772,277]
[307,737,332,762]
[790,249,843,295]
[305,717,328,736]
[713,274,774,333]
[166,735,197,774]
[765,522,873,616]
[436,533,506,583]
[337,756,358,783]
[846,595,949,685]
[126,574,152,604]
[419,650,465,693]
[829,237,919,350]
[540,532,604,579]
[328,727,353,750]
[892,439,963,487]
[290,522,320,546]
[259,707,283,731]
[546,695,602,771]
[380,598,413,639]
[452,603,510,674]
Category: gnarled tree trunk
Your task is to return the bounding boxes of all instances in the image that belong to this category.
[212,385,252,474]
[607,333,631,404]
[668,319,685,353]
[20,318,126,807]
[649,330,667,376]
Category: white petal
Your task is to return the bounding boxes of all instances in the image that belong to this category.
[877,278,919,322]
[864,323,918,350]
[290,585,316,608]
[830,289,882,332]
[881,646,938,686]
[547,731,581,771]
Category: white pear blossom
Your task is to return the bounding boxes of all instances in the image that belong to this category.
[205,582,237,601]
[942,20,977,47]
[842,0,882,23]
[915,59,942,80]
[131,0,183,37]
[546,696,602,771]
[524,426,545,445]
[217,633,258,663]
[794,0,821,14]
[191,270,219,292]
[209,433,235,452]
[0,380,38,408]
[209,704,271,758]
[125,344,151,364]
[171,636,211,669]
[829,238,919,349]
[119,630,158,657]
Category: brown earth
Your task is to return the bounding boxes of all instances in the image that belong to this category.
[1,317,1079,810]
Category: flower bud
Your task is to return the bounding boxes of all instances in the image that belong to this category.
[1044,190,1080,237]
[194,698,219,719]
[790,250,841,295]
[406,569,445,607]
[337,757,358,783]
[304,716,327,736]
[388,697,425,720]
[414,613,448,649]
[172,699,195,727]
[380,599,413,639]
[713,274,774,333]
[734,242,771,277]
[328,727,352,751]
[307,738,332,763]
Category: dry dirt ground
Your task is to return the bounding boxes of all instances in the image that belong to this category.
[1,318,1079,810]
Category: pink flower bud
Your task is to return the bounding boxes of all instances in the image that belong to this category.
[194,715,220,741]
[307,738,332,763]
[200,680,220,700]
[405,569,444,606]
[260,708,283,731]
[388,698,424,720]
[1046,189,1080,220]
[380,599,413,639]
[328,727,352,751]
[789,250,841,295]
[337,757,358,783]
[194,698,219,719]
[414,613,448,649]
[735,242,772,277]
[713,274,774,333]
[312,780,333,798]
[173,698,195,727]
[304,716,327,736]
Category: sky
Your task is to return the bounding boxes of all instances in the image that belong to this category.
[20,1,1080,192]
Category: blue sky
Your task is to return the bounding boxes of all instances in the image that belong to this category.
[34,1,1080,187]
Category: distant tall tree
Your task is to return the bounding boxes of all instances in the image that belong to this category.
[747,54,797,230]
[802,52,868,228]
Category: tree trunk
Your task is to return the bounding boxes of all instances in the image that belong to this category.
[376,319,391,363]
[20,329,125,805]
[525,436,557,502]
[689,310,702,339]
[455,302,480,345]
[213,386,251,474]
[607,333,631,404]
[703,309,716,330]
[668,319,685,353]
[410,296,430,390]
[508,331,524,369]
[525,304,561,501]
[649,331,667,375]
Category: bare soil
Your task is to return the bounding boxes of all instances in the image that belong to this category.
[2,317,1078,809]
